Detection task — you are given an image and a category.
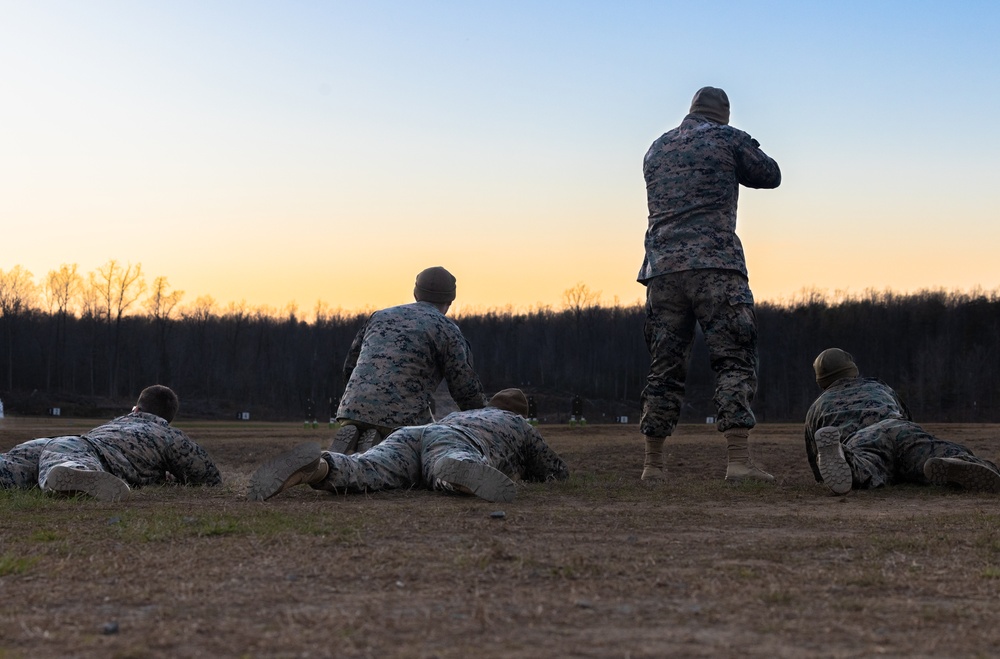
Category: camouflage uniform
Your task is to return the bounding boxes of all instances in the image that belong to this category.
[337,301,488,429]
[0,411,221,490]
[312,407,568,494]
[804,377,1000,488]
[639,113,781,436]
[0,437,55,489]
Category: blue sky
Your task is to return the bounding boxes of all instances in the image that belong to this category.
[2,1,999,312]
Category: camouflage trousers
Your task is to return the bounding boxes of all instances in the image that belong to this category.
[640,269,758,437]
[844,418,1000,488]
[0,436,94,490]
[0,438,50,489]
[313,425,492,494]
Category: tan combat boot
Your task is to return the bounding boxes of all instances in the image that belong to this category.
[355,428,382,453]
[248,443,330,501]
[815,426,852,495]
[434,457,517,503]
[724,428,774,483]
[923,456,1000,493]
[44,465,131,502]
[329,424,360,453]
[641,436,666,481]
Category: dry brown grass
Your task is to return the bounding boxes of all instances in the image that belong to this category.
[2,418,1000,658]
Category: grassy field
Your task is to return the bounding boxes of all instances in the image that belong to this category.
[2,418,1000,658]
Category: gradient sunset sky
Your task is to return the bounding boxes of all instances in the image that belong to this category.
[3,1,999,314]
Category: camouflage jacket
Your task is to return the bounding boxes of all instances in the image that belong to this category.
[638,114,781,283]
[338,302,488,427]
[434,407,569,482]
[82,411,222,487]
[803,377,912,482]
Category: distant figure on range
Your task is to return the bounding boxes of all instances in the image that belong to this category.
[249,389,567,503]
[638,86,781,483]
[331,266,489,454]
[570,394,585,425]
[0,385,221,501]
[527,395,538,424]
[304,398,316,429]
[806,348,1000,495]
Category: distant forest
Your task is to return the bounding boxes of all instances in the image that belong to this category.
[1,262,999,423]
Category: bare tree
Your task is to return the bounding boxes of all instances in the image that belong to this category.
[562,282,602,312]
[147,276,184,384]
[91,260,147,396]
[0,266,40,390]
[45,264,83,316]
[0,266,40,317]
[44,264,84,390]
[146,276,184,321]
[183,295,218,394]
[183,295,218,323]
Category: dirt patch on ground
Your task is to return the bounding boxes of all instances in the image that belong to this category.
[2,418,1000,658]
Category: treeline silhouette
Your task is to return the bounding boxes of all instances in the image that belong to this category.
[1,262,998,422]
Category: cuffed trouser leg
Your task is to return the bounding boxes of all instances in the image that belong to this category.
[693,271,758,433]
[37,437,109,491]
[421,428,516,502]
[0,437,55,489]
[885,420,1000,484]
[315,426,424,493]
[640,274,694,439]
[841,419,902,488]
[421,429,489,487]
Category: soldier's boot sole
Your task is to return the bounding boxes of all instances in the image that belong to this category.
[815,426,852,495]
[329,425,359,454]
[248,442,325,501]
[724,461,775,483]
[44,466,130,502]
[355,429,381,453]
[435,457,516,503]
[924,457,1000,493]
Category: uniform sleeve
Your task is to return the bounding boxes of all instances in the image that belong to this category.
[442,333,489,411]
[734,133,781,189]
[521,426,569,483]
[343,318,370,383]
[166,432,222,486]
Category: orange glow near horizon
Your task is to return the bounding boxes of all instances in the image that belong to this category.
[3,4,999,317]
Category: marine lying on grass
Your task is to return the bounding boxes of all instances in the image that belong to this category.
[248,388,568,503]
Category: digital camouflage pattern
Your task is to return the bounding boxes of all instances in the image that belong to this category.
[337,302,488,428]
[0,437,56,489]
[0,412,221,490]
[804,377,999,487]
[640,269,758,436]
[638,112,779,439]
[638,114,781,282]
[804,377,910,481]
[312,407,568,494]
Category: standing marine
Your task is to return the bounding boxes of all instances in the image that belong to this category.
[638,86,781,483]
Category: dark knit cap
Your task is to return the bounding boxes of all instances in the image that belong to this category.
[689,86,730,125]
[813,348,860,390]
[489,388,529,417]
[414,266,456,303]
